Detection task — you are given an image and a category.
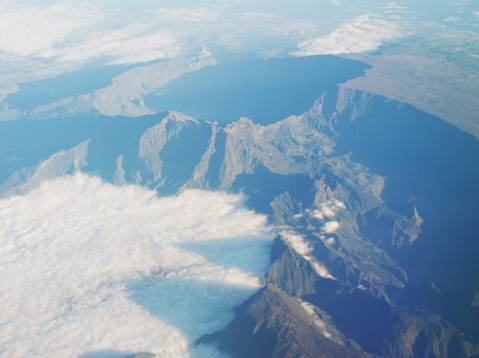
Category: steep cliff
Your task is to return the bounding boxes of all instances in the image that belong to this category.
[1,87,478,358]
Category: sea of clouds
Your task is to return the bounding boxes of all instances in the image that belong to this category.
[292,14,401,56]
[0,0,410,88]
[0,0,317,85]
[0,173,273,357]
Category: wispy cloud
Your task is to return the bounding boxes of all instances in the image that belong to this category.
[281,231,336,280]
[0,2,181,68]
[59,25,180,65]
[0,1,318,85]
[0,2,98,58]
[329,0,342,6]
[0,173,273,357]
[292,14,400,56]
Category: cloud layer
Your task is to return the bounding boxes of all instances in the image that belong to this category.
[0,1,317,85]
[0,1,180,65]
[0,2,97,58]
[292,15,400,56]
[0,173,273,357]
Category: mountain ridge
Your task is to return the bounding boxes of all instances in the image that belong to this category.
[1,86,478,357]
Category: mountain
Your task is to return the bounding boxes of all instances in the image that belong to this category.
[1,77,478,357]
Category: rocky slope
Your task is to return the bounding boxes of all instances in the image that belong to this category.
[1,87,478,358]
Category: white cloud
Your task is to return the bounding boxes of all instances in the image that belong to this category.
[323,221,340,233]
[329,0,341,6]
[292,14,400,56]
[0,2,184,84]
[0,1,320,86]
[383,2,407,13]
[444,16,460,23]
[325,237,336,246]
[59,25,180,65]
[0,2,97,58]
[0,173,273,357]
[0,2,182,65]
[0,85,17,103]
[154,7,220,23]
[281,231,335,280]
[299,300,333,339]
[311,199,345,221]
[282,231,311,257]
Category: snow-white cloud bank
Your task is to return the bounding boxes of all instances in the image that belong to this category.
[292,14,400,56]
[0,1,318,85]
[0,1,180,65]
[0,2,97,58]
[0,174,273,357]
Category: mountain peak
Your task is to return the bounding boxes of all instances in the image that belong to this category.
[165,111,195,123]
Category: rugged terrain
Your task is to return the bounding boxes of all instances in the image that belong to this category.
[1,84,478,357]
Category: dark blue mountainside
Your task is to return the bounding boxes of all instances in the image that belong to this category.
[0,55,478,358]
